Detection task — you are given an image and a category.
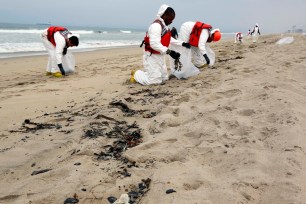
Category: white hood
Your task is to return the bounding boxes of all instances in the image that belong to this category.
[156,4,169,18]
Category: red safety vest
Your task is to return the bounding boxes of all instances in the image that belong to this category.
[143,20,171,54]
[189,21,212,47]
[47,26,69,46]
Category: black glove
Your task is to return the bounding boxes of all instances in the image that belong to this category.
[63,47,67,55]
[182,42,191,49]
[58,64,66,76]
[203,54,210,65]
[167,49,180,60]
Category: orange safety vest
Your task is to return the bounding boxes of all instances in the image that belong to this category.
[143,20,171,54]
[189,21,212,47]
[47,26,70,46]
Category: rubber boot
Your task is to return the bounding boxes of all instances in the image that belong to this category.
[53,72,63,77]
[130,70,136,83]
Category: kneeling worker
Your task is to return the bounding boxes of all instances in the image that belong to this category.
[131,5,188,85]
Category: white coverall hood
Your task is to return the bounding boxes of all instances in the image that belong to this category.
[156,4,169,18]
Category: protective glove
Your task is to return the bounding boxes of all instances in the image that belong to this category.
[63,48,67,55]
[182,42,191,49]
[58,64,66,76]
[166,49,180,60]
[203,54,210,65]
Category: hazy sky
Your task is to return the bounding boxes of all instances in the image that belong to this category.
[1,0,305,33]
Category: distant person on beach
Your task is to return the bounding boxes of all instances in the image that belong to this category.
[178,21,221,68]
[235,32,243,43]
[247,29,251,39]
[251,23,261,43]
[131,4,190,85]
[41,26,79,77]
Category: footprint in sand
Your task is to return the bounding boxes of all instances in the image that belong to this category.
[183,180,203,191]
[286,157,302,171]
[172,108,180,117]
[148,120,163,135]
[0,194,21,203]
[238,109,255,116]
[217,89,242,98]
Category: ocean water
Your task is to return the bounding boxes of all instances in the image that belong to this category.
[0,23,146,58]
[0,23,234,59]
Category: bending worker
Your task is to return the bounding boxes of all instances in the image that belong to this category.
[235,32,243,43]
[131,4,189,85]
[41,26,79,77]
[179,21,221,68]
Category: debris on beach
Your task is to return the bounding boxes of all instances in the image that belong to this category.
[107,196,118,203]
[110,193,129,204]
[10,119,61,133]
[109,100,136,115]
[63,193,79,204]
[218,56,244,63]
[118,168,131,178]
[276,36,294,45]
[7,90,158,203]
[31,168,52,176]
[109,178,151,204]
[128,178,151,203]
[86,117,142,172]
[109,100,149,116]
[130,88,171,99]
[166,189,176,194]
[94,125,142,160]
[64,197,79,204]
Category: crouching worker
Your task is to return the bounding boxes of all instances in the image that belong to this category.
[235,32,243,43]
[131,5,188,85]
[41,26,79,77]
[179,21,221,68]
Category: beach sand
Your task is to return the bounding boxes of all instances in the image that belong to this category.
[0,34,306,204]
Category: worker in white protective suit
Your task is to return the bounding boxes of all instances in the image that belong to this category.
[251,23,261,43]
[131,4,190,85]
[247,29,251,39]
[235,32,243,43]
[178,21,221,68]
[41,26,79,77]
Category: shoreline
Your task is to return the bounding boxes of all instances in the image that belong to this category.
[0,45,140,60]
[0,33,297,60]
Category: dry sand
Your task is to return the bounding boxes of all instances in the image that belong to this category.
[0,34,306,204]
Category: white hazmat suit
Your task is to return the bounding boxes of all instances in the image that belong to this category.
[41,29,78,74]
[134,4,182,85]
[251,23,260,43]
[178,22,216,68]
[235,32,243,43]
